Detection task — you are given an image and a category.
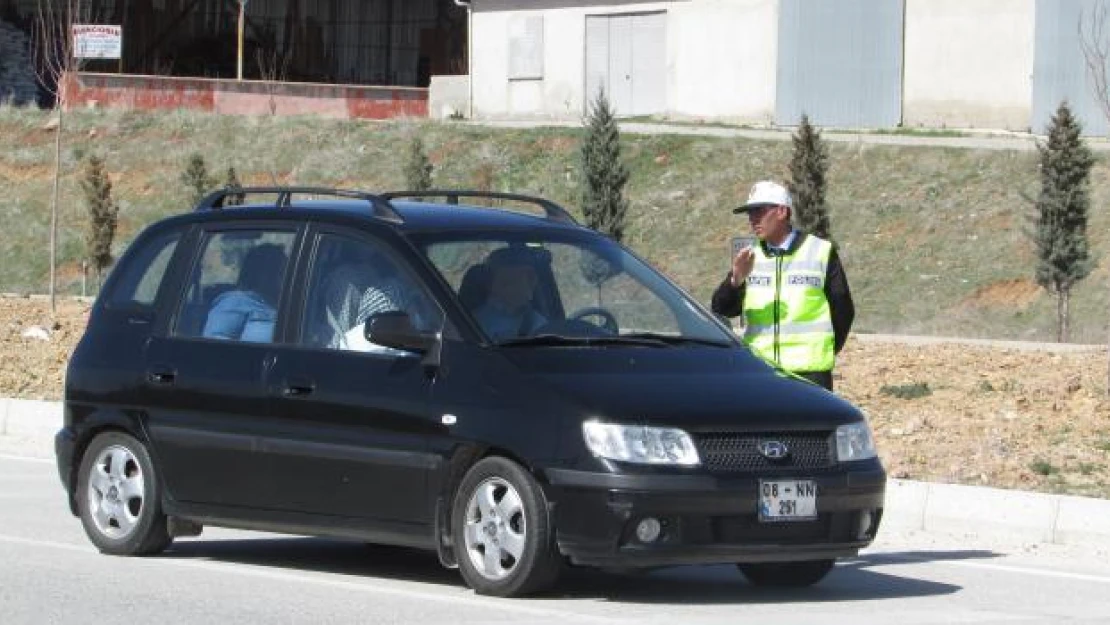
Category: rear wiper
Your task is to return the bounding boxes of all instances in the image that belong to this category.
[496,334,669,348]
[620,332,734,348]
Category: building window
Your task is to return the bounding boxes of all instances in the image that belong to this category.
[508,15,544,80]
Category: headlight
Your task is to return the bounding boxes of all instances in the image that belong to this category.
[836,421,877,462]
[582,421,700,466]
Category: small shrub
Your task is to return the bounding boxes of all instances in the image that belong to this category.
[403,136,434,191]
[788,114,831,240]
[181,153,215,207]
[1078,462,1100,476]
[580,88,629,242]
[1029,460,1058,476]
[879,381,932,400]
[224,167,245,206]
[80,154,119,287]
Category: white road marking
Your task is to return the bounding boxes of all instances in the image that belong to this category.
[866,551,1110,585]
[943,560,1110,585]
[0,534,629,624]
[0,454,52,464]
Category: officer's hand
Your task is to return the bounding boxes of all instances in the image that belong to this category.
[731,247,756,286]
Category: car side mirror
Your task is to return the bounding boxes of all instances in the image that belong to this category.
[366,311,438,354]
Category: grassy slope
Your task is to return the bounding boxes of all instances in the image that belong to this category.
[1,105,1107,343]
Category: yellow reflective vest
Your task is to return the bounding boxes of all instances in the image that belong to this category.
[741,234,835,372]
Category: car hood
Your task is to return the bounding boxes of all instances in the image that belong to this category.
[499,346,865,431]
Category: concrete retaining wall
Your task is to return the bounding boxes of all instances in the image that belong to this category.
[62,72,428,121]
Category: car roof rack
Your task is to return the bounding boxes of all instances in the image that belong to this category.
[195,186,403,223]
[381,190,579,225]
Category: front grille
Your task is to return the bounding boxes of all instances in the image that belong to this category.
[695,432,834,473]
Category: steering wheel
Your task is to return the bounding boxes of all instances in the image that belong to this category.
[567,307,619,334]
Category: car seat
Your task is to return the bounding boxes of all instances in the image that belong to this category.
[457,263,492,312]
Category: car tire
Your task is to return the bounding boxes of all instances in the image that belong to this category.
[737,559,835,587]
[76,431,172,556]
[451,457,561,597]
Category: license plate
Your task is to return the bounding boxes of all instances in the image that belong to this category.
[758,479,817,522]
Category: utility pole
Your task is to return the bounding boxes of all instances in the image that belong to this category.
[237,0,248,80]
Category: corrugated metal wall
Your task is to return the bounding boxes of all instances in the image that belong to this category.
[776,0,904,128]
[1032,0,1109,136]
[4,0,464,87]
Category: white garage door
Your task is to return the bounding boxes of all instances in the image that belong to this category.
[585,12,666,117]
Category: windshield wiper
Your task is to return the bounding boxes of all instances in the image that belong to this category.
[620,332,734,348]
[496,334,670,348]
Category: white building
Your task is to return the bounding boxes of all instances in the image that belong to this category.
[456,0,1104,134]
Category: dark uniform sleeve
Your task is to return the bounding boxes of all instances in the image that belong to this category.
[826,247,855,354]
[711,273,745,318]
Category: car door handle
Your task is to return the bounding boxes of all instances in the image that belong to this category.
[283,379,315,397]
[146,367,176,385]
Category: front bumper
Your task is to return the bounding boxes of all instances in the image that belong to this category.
[545,463,885,568]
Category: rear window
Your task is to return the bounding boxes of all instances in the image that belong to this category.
[106,230,182,309]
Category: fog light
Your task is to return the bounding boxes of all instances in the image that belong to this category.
[635,517,662,543]
[857,511,873,539]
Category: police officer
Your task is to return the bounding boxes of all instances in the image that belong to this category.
[711,181,854,390]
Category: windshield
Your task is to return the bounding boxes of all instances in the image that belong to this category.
[415,231,735,346]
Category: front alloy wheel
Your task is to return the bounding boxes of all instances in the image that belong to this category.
[452,457,560,596]
[463,476,527,581]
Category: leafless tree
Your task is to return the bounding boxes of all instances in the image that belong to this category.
[29,0,91,313]
[255,47,289,186]
[256,47,290,117]
[1078,1,1110,395]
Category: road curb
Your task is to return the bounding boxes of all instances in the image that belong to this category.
[882,478,1110,547]
[3,398,1108,548]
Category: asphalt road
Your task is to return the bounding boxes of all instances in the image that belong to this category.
[3,454,1110,625]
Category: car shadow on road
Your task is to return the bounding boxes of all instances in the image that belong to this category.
[163,537,462,588]
[546,552,987,604]
[163,537,993,604]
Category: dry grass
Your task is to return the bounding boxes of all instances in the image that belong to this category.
[1,104,1108,342]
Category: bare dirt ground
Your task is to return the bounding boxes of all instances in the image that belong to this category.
[2,294,1107,499]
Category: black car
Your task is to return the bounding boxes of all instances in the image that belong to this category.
[56,187,885,597]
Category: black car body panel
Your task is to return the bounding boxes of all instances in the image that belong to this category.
[58,189,885,588]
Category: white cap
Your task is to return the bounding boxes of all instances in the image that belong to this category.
[734,180,793,213]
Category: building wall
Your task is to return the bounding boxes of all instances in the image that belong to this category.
[470,0,779,122]
[903,0,1035,131]
[469,0,1049,132]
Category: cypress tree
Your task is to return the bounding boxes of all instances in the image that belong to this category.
[403,136,434,191]
[1033,101,1095,343]
[788,114,831,240]
[224,166,245,206]
[181,153,214,207]
[80,155,119,287]
[580,89,629,243]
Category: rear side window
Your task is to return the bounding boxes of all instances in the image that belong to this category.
[174,229,296,343]
[107,230,182,309]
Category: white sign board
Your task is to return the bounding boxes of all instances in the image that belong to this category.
[72,25,122,59]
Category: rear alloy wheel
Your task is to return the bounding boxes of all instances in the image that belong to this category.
[737,559,836,587]
[452,457,560,597]
[76,431,171,556]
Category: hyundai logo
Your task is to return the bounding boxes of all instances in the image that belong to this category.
[758,440,790,460]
